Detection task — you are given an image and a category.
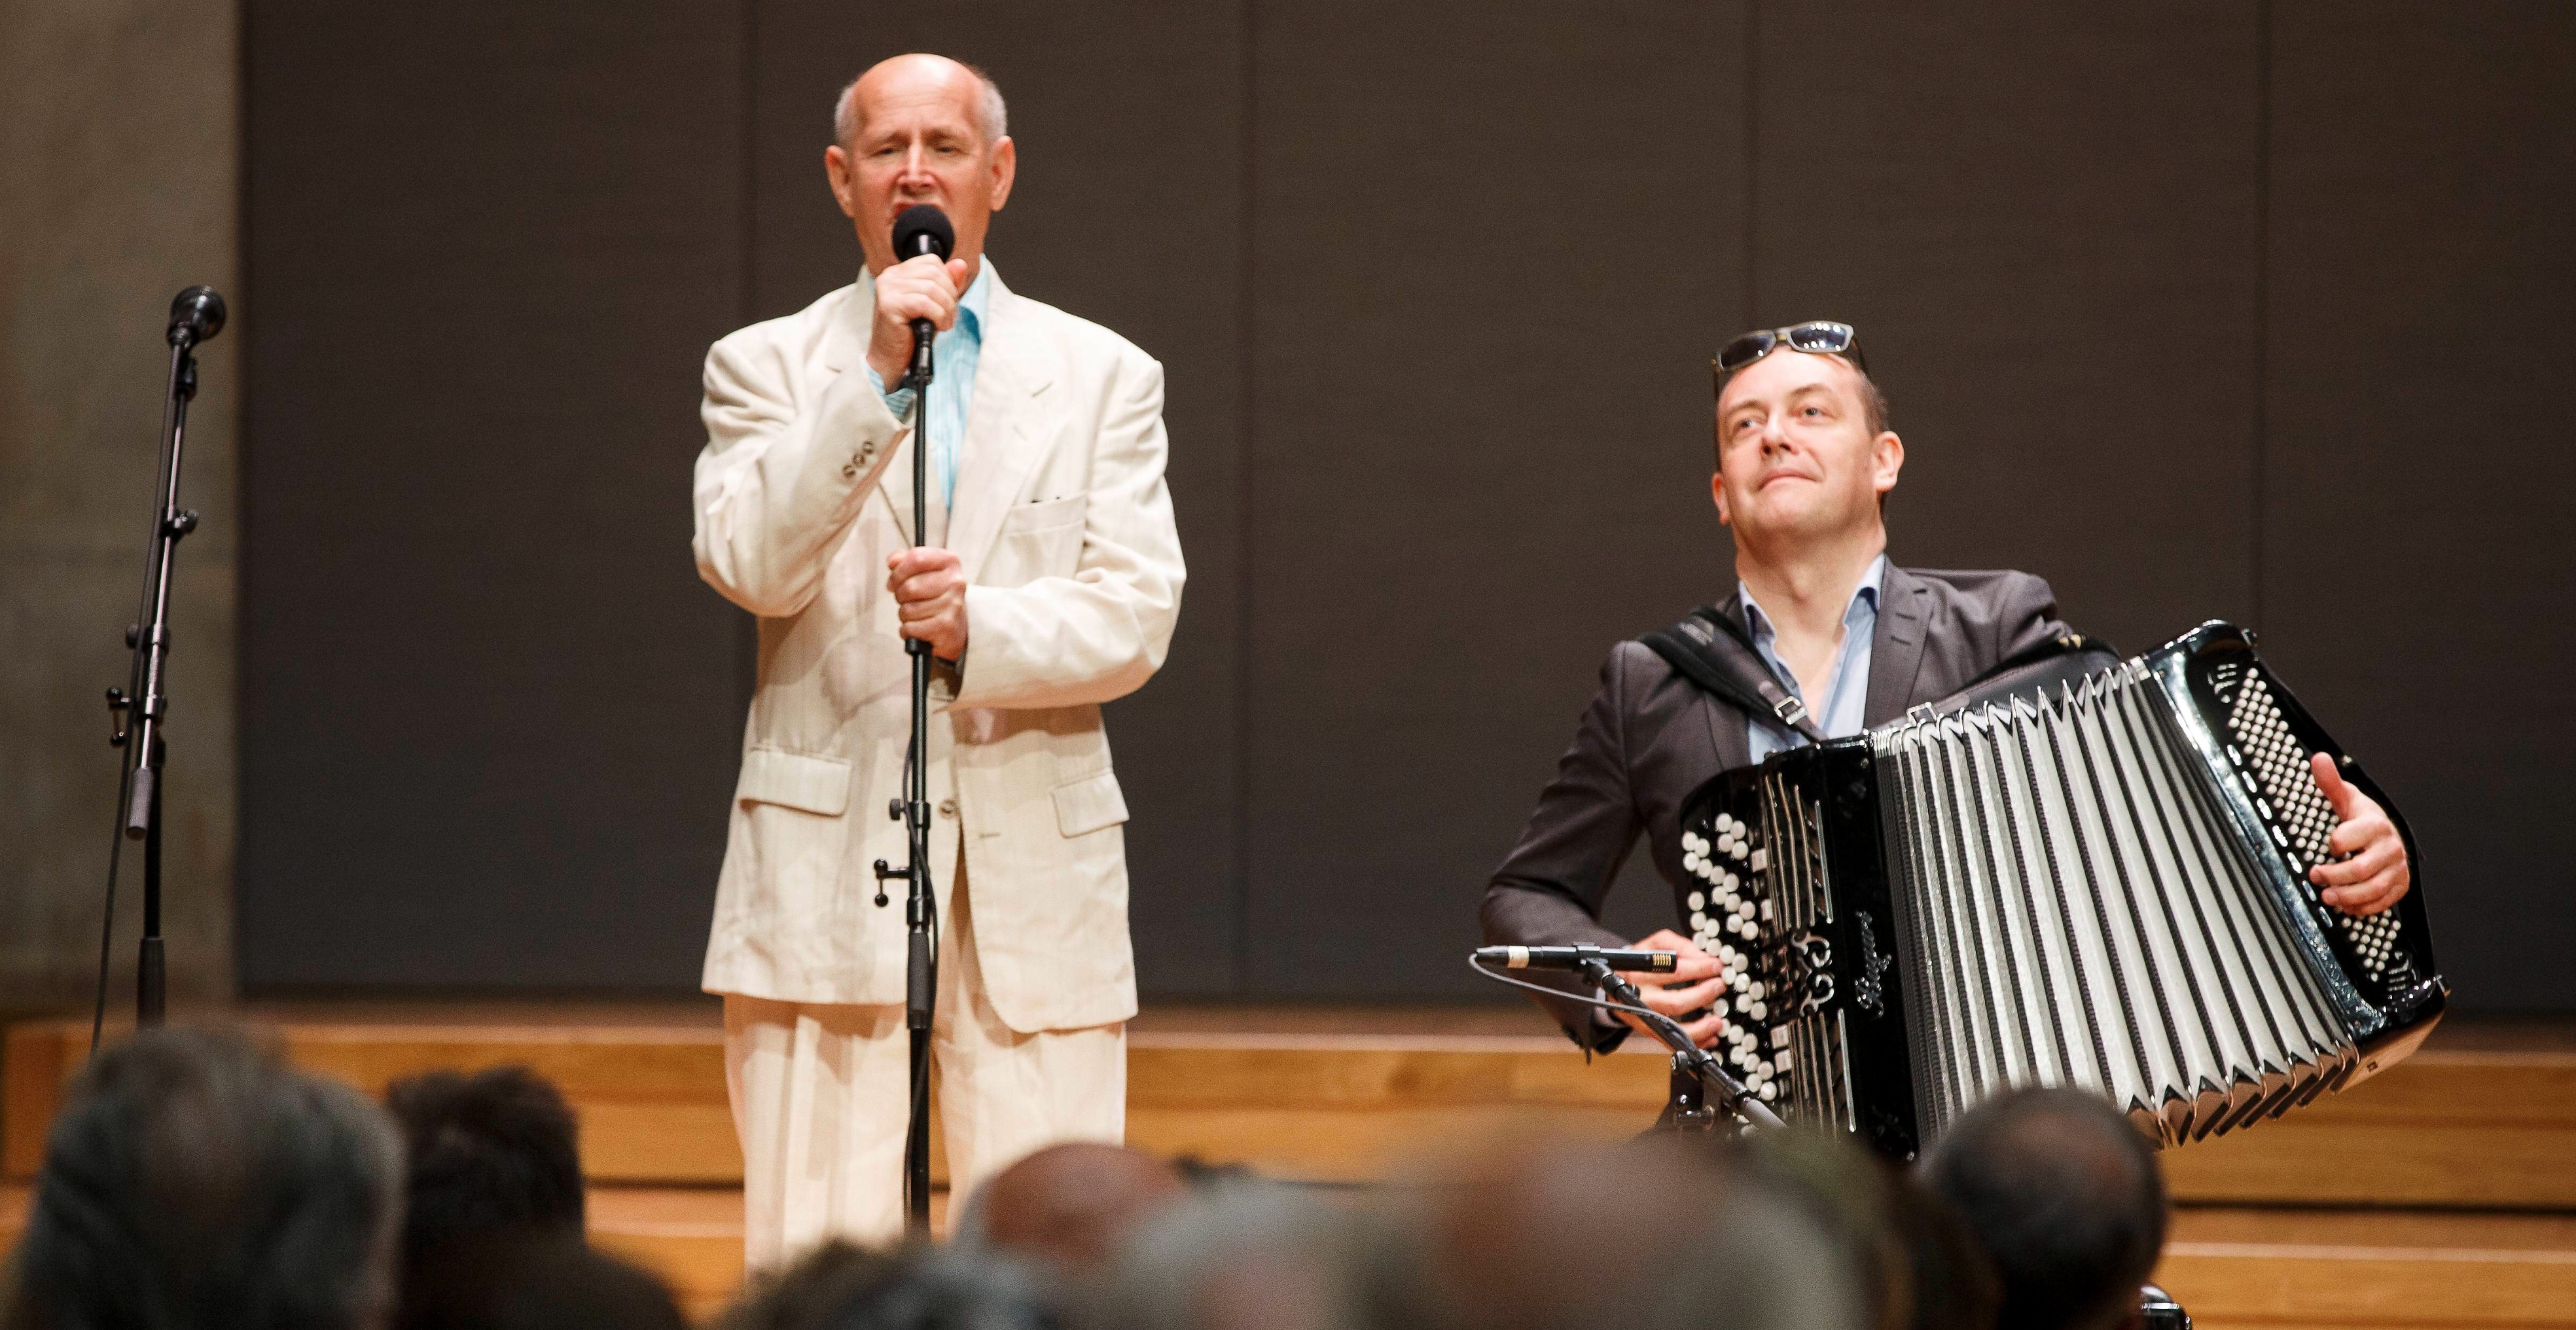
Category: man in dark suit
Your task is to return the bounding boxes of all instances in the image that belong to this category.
[1482,323,2412,1053]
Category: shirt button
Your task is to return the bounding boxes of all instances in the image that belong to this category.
[938,798,957,819]
[841,463,857,478]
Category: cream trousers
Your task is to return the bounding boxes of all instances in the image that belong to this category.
[721,852,1126,1267]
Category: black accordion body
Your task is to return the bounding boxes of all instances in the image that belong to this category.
[1676,622,2444,1159]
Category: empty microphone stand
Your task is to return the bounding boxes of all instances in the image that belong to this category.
[97,286,225,1053]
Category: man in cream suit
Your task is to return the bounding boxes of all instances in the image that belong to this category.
[690,53,1183,1263]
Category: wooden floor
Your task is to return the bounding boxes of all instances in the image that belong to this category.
[5,1003,2571,1327]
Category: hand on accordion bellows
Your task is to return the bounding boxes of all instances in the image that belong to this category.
[1615,929,1729,1048]
[2308,752,2411,916]
[887,545,969,661]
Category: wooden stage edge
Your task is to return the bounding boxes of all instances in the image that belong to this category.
[5,1003,2574,1328]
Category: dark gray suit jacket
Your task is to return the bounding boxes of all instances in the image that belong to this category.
[1481,565,2075,1049]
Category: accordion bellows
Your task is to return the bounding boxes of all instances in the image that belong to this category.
[1679,622,2444,1158]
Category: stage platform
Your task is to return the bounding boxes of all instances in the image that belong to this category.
[5,1002,2573,1325]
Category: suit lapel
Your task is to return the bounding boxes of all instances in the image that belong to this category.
[945,271,1054,581]
[1863,564,1932,727]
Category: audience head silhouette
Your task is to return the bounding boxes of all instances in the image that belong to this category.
[1920,1088,2168,1330]
[1729,1128,1999,1330]
[383,1066,585,1266]
[0,1024,2198,1330]
[397,1234,688,1330]
[725,1242,1056,1330]
[956,1143,1187,1278]
[4,1027,403,1330]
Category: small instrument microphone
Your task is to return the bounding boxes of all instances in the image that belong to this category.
[889,206,954,386]
[1473,945,1677,973]
[167,285,226,348]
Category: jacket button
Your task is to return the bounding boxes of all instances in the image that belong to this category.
[841,463,857,478]
[938,798,957,819]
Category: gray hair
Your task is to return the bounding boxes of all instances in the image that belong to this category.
[1084,1181,1380,1330]
[834,59,1009,150]
[7,1026,407,1330]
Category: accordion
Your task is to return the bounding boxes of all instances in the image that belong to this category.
[1676,622,2442,1157]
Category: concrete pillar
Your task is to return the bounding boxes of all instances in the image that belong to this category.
[2,0,239,1009]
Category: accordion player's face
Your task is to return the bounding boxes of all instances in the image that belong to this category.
[1713,351,1903,550]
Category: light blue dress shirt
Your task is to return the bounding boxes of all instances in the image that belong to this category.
[1743,554,1889,764]
[869,260,993,514]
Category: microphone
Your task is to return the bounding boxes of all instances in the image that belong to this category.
[889,206,954,387]
[167,285,226,348]
[891,204,955,262]
[1474,945,1677,973]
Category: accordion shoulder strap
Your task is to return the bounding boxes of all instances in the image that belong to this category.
[1639,606,1829,743]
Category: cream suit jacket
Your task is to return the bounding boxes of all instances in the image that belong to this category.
[691,262,1183,1032]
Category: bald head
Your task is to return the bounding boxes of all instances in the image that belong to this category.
[967,1143,1185,1276]
[835,54,1007,152]
[822,52,1016,281]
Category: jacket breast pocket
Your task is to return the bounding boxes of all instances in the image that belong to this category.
[1001,494,1087,580]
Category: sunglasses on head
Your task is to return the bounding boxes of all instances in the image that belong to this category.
[1711,321,1867,387]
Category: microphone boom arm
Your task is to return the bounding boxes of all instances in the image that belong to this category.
[1572,957,1785,1132]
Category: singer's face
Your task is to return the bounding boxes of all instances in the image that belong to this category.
[825,56,1016,277]
[1711,351,1901,545]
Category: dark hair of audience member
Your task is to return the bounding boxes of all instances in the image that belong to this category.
[3,1026,404,1330]
[382,1066,584,1268]
[402,1234,688,1330]
[1920,1088,2168,1330]
[1728,1129,1999,1330]
[825,1246,1059,1330]
[1882,1170,2005,1330]
[719,1242,901,1330]
[723,1242,1056,1330]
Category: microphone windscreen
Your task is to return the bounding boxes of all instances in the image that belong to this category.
[168,285,226,344]
[891,205,954,262]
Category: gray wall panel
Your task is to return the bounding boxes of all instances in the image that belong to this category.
[2261,3,2576,1011]
[1752,3,2263,655]
[1244,3,1749,997]
[241,3,749,988]
[745,2,1248,994]
[230,5,2573,1013]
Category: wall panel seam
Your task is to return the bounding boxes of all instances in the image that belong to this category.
[2252,0,2272,634]
[1232,0,1258,996]
[1744,0,1761,325]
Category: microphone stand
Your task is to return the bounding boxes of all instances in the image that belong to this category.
[871,319,939,1237]
[1573,957,1785,1133]
[100,314,212,1045]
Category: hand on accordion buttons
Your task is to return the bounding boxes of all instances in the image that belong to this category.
[1615,929,1729,1049]
[2308,752,2411,916]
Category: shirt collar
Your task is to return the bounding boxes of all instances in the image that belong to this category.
[956,259,993,334]
[1740,554,1889,643]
